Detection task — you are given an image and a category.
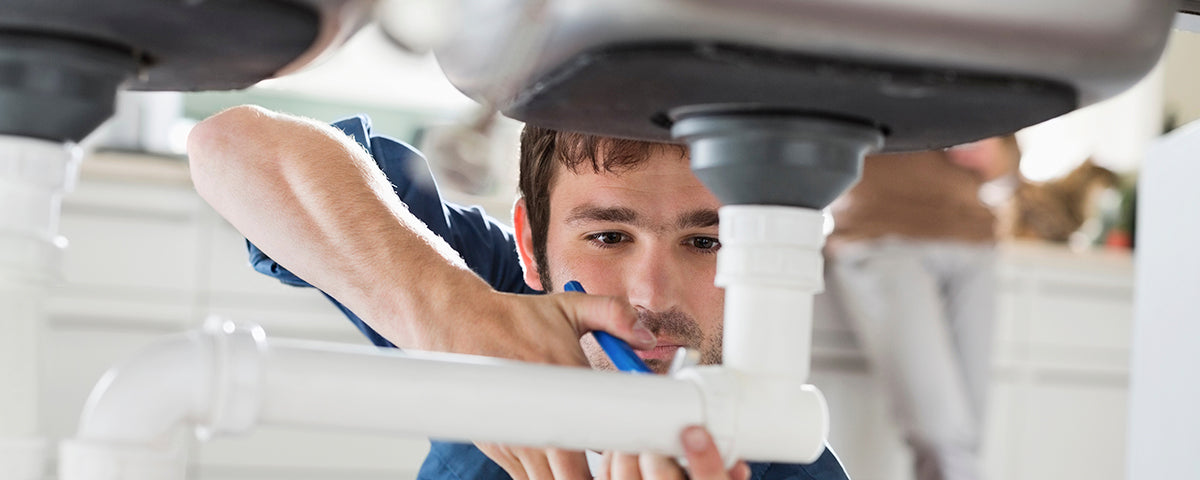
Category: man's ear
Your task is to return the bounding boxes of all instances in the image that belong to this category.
[512,197,545,291]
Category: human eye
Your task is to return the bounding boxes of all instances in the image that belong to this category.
[587,232,630,248]
[686,236,721,253]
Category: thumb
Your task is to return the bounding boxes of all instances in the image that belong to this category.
[557,293,655,350]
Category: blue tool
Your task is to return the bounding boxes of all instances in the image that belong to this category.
[563,280,654,374]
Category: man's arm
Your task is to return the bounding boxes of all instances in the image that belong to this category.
[187,105,652,364]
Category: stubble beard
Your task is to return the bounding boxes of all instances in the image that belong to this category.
[582,308,723,375]
[538,259,723,375]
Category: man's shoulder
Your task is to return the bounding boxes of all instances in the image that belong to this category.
[329,114,440,206]
[331,114,426,164]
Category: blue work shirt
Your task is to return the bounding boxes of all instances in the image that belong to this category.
[246,115,851,480]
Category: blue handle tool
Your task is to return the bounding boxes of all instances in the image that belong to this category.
[563,280,654,374]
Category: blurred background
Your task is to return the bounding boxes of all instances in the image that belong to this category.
[36,22,1200,480]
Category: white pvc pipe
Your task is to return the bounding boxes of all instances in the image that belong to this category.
[716,205,826,380]
[701,205,830,463]
[74,334,214,443]
[261,339,706,452]
[0,284,49,480]
[60,332,210,480]
[60,319,707,480]
[0,135,80,480]
[679,366,828,464]
[723,287,816,378]
[0,135,78,244]
[60,318,270,480]
[62,318,831,480]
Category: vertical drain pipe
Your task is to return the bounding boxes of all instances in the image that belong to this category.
[674,111,884,462]
[0,136,80,480]
[717,205,827,379]
[700,204,833,461]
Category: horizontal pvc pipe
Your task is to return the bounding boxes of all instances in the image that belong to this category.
[62,319,829,479]
[260,339,706,454]
[62,320,705,480]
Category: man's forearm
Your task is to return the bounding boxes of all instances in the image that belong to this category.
[187,105,490,346]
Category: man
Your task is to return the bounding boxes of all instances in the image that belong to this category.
[187,105,849,480]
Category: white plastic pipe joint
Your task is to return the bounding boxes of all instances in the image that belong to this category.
[59,318,266,480]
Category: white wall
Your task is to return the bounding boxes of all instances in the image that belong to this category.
[1163,30,1200,128]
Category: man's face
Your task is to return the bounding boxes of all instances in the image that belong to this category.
[519,148,725,374]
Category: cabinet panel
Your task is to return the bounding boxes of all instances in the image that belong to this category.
[59,213,200,293]
[1015,382,1128,480]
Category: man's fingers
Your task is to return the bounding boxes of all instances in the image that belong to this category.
[476,444,594,480]
[514,447,556,480]
[546,448,591,480]
[597,451,615,480]
[639,453,686,480]
[730,461,751,480]
[611,452,643,480]
[475,443,528,480]
[561,294,655,349]
[680,426,731,480]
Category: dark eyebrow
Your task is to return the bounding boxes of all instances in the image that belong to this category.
[563,205,719,231]
[676,209,720,230]
[564,205,641,226]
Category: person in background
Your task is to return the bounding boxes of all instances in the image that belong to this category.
[823,135,1019,480]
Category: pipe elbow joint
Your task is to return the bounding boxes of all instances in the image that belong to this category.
[59,318,266,480]
[678,367,829,465]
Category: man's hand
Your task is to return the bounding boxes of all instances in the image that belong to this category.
[476,445,591,480]
[675,427,752,480]
[479,426,749,480]
[417,287,653,367]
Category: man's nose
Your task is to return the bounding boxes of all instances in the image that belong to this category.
[624,245,683,313]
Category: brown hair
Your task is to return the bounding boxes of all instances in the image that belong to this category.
[517,126,686,291]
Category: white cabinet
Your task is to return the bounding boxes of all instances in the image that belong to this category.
[814,242,1134,480]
